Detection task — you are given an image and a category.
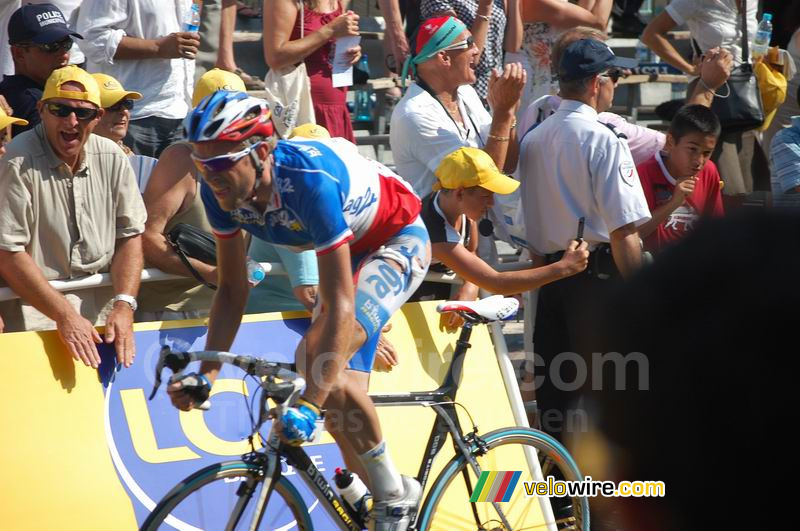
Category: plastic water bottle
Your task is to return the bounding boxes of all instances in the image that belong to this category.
[183,1,201,33]
[751,13,772,59]
[333,468,370,518]
[246,257,266,286]
[354,54,372,122]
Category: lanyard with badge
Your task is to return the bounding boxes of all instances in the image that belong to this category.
[416,79,495,236]
[416,79,486,146]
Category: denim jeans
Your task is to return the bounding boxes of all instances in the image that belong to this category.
[124,116,184,158]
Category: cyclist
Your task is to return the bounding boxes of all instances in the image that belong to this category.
[167,91,430,530]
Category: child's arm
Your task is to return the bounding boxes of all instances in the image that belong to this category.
[638,177,696,238]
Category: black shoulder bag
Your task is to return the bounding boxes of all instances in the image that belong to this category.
[708,2,764,133]
[166,223,217,290]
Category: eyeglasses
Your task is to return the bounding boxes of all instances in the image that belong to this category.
[16,37,73,54]
[191,142,263,173]
[107,99,134,112]
[443,36,475,52]
[46,102,99,121]
[600,68,627,84]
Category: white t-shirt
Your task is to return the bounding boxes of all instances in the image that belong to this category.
[390,82,492,197]
[519,100,651,255]
[665,0,758,65]
[76,0,194,120]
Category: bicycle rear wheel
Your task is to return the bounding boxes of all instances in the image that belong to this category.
[417,427,589,531]
[140,460,311,531]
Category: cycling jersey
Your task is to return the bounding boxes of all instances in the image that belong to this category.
[202,138,421,257]
[201,138,429,372]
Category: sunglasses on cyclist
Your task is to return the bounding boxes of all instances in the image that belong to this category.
[107,99,135,113]
[191,141,263,173]
[17,37,73,54]
[443,36,475,52]
[600,68,627,84]
[46,102,99,121]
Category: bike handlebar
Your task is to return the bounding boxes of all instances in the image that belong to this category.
[149,347,303,403]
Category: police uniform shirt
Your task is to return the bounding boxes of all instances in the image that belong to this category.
[519,100,651,256]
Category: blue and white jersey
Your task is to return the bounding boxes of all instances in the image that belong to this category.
[202,138,422,256]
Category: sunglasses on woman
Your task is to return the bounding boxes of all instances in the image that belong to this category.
[443,36,475,52]
[107,99,135,112]
[46,102,99,121]
[17,37,73,54]
[191,141,263,173]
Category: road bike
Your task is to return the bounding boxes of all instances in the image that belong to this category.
[141,296,589,530]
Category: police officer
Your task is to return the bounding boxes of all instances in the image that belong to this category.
[518,39,651,440]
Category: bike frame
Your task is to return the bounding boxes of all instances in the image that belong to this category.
[247,322,489,531]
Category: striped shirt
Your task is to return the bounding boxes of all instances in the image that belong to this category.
[769,116,800,210]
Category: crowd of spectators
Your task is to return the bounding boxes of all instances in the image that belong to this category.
[0,3,798,523]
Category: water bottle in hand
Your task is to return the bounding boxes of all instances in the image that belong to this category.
[752,13,772,59]
[183,1,201,33]
[246,257,266,286]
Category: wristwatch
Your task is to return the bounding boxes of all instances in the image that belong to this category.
[112,294,138,312]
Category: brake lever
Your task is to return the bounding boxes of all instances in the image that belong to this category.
[149,347,192,400]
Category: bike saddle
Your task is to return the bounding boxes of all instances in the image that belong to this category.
[437,295,519,322]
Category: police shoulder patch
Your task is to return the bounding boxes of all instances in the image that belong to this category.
[619,159,635,186]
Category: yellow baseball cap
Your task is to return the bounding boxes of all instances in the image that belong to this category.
[193,68,247,106]
[41,65,101,107]
[91,73,142,109]
[0,106,28,130]
[434,147,520,195]
[288,123,331,139]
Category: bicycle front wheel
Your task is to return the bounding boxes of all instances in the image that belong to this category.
[140,460,311,531]
[418,427,589,531]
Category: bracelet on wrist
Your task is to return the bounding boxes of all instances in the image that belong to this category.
[476,14,490,22]
[488,133,510,142]
[699,78,730,98]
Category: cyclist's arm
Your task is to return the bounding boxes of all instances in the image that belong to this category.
[300,244,356,406]
[433,241,573,295]
[199,232,249,382]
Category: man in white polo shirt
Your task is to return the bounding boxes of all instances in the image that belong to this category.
[519,39,650,439]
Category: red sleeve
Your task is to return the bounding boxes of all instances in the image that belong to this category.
[702,162,724,217]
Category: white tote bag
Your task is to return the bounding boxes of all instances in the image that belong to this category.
[262,1,316,138]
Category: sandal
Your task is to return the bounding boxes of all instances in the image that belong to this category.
[234,67,266,90]
[236,1,261,19]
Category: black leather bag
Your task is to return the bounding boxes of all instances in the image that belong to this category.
[166,223,217,290]
[709,6,764,132]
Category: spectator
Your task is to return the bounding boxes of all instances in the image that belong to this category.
[91,73,142,156]
[0,1,20,78]
[610,0,646,37]
[245,121,324,316]
[137,68,249,322]
[519,0,612,111]
[769,86,800,210]
[416,147,589,330]
[0,2,81,137]
[421,0,504,103]
[391,15,524,197]
[77,0,201,158]
[0,66,145,368]
[764,25,800,150]
[196,0,265,88]
[518,27,733,165]
[26,0,85,66]
[519,39,650,437]
[637,104,724,253]
[262,0,362,142]
[642,0,763,208]
[0,104,28,157]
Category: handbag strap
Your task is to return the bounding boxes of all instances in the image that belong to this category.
[298,0,304,38]
[738,0,749,64]
[168,240,218,291]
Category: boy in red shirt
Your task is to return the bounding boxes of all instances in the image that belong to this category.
[637,104,724,252]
